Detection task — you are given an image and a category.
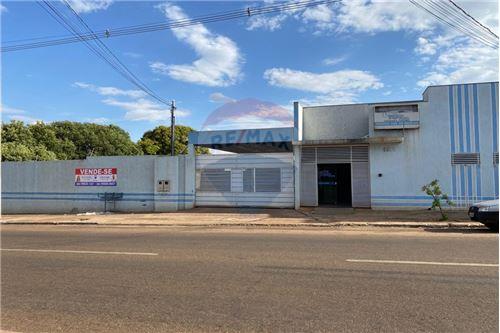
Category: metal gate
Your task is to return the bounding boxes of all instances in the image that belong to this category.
[195,153,294,208]
[300,146,371,207]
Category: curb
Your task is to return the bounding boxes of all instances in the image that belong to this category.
[0,221,486,229]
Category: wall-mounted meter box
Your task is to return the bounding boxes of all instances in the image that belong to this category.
[157,180,170,192]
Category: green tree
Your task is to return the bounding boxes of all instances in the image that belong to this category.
[1,121,34,146]
[138,125,209,155]
[421,179,455,221]
[1,121,142,161]
[50,122,142,159]
[1,142,34,161]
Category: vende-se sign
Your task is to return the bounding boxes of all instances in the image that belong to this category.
[75,168,117,186]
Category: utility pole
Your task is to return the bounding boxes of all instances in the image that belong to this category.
[170,100,176,156]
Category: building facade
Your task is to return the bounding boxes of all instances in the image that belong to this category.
[2,82,498,213]
[190,81,499,209]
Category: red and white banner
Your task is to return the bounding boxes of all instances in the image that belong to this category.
[75,168,117,186]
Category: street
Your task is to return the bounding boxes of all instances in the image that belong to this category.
[1,226,498,333]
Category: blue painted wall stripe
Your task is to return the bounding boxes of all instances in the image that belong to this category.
[492,83,498,152]
[492,83,499,197]
[467,166,473,198]
[457,85,464,152]
[449,86,457,200]
[2,191,194,197]
[473,84,481,197]
[449,86,456,154]
[464,85,471,152]
[460,165,466,198]
[2,197,194,203]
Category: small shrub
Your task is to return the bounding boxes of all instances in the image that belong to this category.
[421,179,454,221]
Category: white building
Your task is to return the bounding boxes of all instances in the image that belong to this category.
[189,81,499,209]
[2,81,498,213]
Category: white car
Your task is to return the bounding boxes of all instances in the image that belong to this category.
[468,200,499,231]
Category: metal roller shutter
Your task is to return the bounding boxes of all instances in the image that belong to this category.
[351,146,371,208]
[317,146,351,163]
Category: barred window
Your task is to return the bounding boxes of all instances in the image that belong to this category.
[494,152,499,165]
[451,153,480,165]
[196,169,231,192]
[255,168,281,192]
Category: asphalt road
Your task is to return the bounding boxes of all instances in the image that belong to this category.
[1,226,498,333]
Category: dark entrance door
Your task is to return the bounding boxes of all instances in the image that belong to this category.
[317,164,352,207]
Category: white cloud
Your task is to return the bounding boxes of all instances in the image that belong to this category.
[209,92,235,104]
[103,98,190,122]
[382,90,392,96]
[0,105,26,115]
[0,105,41,123]
[336,0,435,33]
[264,68,383,104]
[73,82,146,98]
[0,4,7,13]
[65,0,113,13]
[7,114,41,124]
[73,82,188,122]
[149,62,169,75]
[153,3,243,87]
[247,13,289,31]
[246,0,434,34]
[414,37,437,56]
[323,55,347,66]
[417,39,499,87]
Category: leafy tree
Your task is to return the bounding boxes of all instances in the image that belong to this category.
[1,121,142,161]
[49,122,142,159]
[421,179,455,221]
[31,145,57,161]
[1,142,34,161]
[138,125,209,155]
[2,121,34,146]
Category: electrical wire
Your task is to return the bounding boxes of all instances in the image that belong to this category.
[39,1,170,105]
[2,0,341,52]
[409,0,498,49]
[448,0,498,39]
[426,0,498,46]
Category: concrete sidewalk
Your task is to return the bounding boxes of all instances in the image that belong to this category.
[0,207,485,229]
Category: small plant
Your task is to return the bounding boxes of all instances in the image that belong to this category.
[421,179,454,221]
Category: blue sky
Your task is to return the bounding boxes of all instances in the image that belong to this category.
[1,0,498,141]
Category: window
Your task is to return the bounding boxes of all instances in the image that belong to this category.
[196,169,231,192]
[243,168,254,192]
[451,153,480,165]
[494,152,499,165]
[255,168,281,192]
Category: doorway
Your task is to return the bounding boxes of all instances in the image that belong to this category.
[317,164,352,207]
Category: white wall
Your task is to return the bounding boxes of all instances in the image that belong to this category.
[2,155,195,214]
[370,82,499,209]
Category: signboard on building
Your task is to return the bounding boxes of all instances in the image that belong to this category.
[75,168,117,186]
[374,104,419,130]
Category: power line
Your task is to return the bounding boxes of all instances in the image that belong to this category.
[429,0,498,45]
[448,0,498,39]
[2,0,341,52]
[409,0,498,49]
[60,0,169,105]
[421,0,497,47]
[38,1,170,106]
